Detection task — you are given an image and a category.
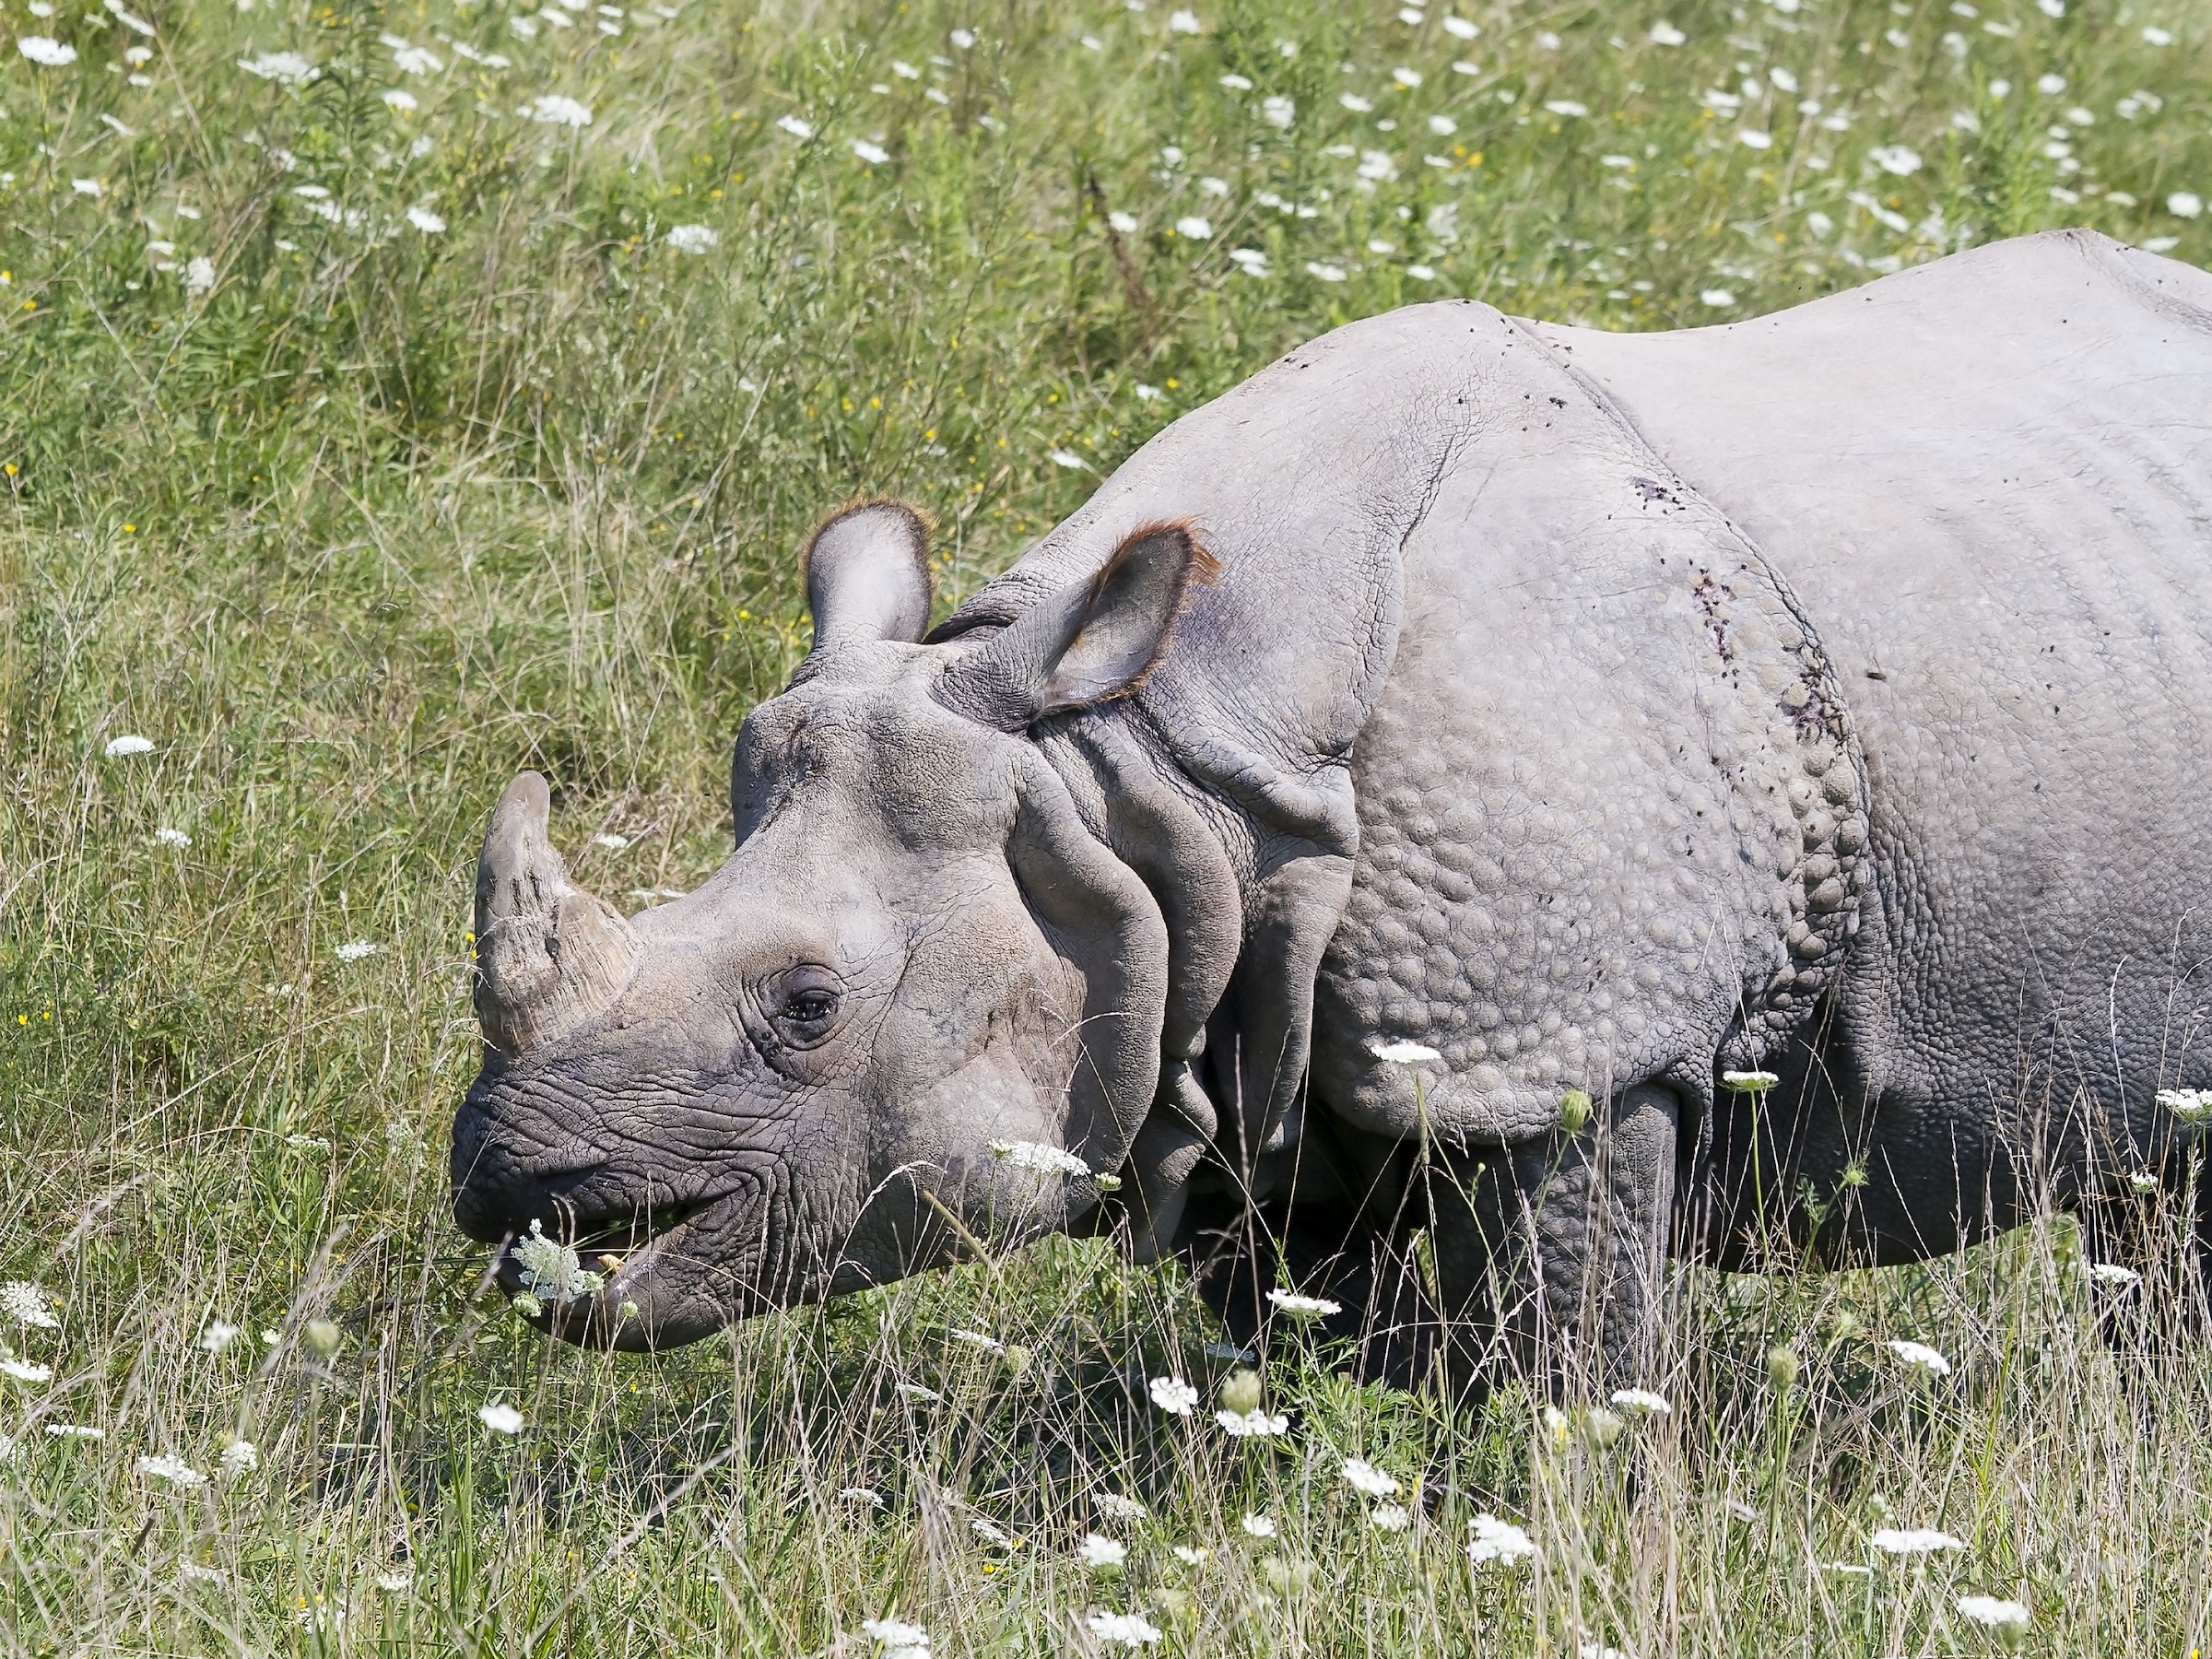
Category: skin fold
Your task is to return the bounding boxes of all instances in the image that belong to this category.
[452,229,2212,1391]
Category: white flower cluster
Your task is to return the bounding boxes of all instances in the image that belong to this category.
[2158,1088,2212,1127]
[510,1218,602,1300]
[1871,1526,1964,1554]
[1215,1408,1290,1438]
[1885,1338,1952,1377]
[859,1616,929,1657]
[1265,1288,1341,1317]
[1468,1512,1536,1565]
[1085,1610,1163,1646]
[1147,1375,1198,1415]
[988,1139,1090,1177]
[0,1283,59,1330]
[138,1453,210,1488]
[1341,1457,1400,1498]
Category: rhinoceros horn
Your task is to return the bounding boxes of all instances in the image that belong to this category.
[472,771,641,1056]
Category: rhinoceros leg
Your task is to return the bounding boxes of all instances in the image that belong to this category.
[1178,1187,1442,1389]
[1422,1083,1681,1395]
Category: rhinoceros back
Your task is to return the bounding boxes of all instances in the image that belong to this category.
[1540,229,2212,1159]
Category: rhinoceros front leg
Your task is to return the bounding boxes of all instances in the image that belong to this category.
[1426,1083,1680,1396]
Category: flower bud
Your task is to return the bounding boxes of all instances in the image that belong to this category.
[512,1292,544,1319]
[1218,1368,1264,1417]
[1578,1406,1627,1451]
[1558,1089,1594,1135]
[1001,1343,1032,1376]
[302,1318,341,1357]
[1767,1344,1801,1393]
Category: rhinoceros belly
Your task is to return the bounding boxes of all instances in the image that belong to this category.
[1534,229,2212,1230]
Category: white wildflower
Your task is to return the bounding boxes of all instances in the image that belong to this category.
[2088,1263,2141,1288]
[1407,264,1437,279]
[1469,1512,1537,1565]
[1094,1493,1147,1522]
[2036,72,2066,94]
[1370,1503,1411,1531]
[1868,145,1922,175]
[510,15,537,36]
[851,138,889,164]
[841,1486,884,1507]
[1148,1376,1199,1415]
[524,94,593,126]
[237,50,321,85]
[665,223,719,253]
[2168,193,2204,219]
[1544,100,1589,117]
[1261,95,1294,128]
[1609,1388,1670,1418]
[1171,1545,1209,1563]
[139,1453,210,1488]
[1444,16,1479,39]
[376,1570,413,1592]
[406,205,447,233]
[947,1327,1002,1350]
[393,44,441,74]
[971,1517,1010,1545]
[1341,1458,1400,1498]
[512,1219,601,1300]
[0,1283,59,1329]
[1700,288,1737,308]
[1885,1339,1952,1377]
[1339,92,1374,113]
[1428,114,1457,135]
[478,1402,526,1434]
[1241,1512,1277,1537]
[2142,25,2171,43]
[46,1424,105,1440]
[382,88,418,111]
[1957,1595,2030,1633]
[1267,1288,1341,1318]
[894,1382,942,1402]
[181,1560,227,1583]
[773,114,813,142]
[153,827,192,847]
[1650,21,1686,44]
[1872,1526,1965,1554]
[1219,72,1251,90]
[219,1439,258,1475]
[1077,1533,1128,1569]
[948,27,974,48]
[1048,449,1089,469]
[1167,9,1201,33]
[0,1359,52,1382]
[335,940,380,961]
[1393,65,1422,86]
[988,1139,1091,1176]
[1371,1039,1441,1065]
[859,1618,930,1658]
[1738,129,1773,148]
[1174,215,1212,239]
[1086,1611,1163,1646]
[1309,257,1351,280]
[72,179,104,197]
[296,1598,343,1633]
[184,257,216,298]
[1357,150,1396,182]
[1228,248,1271,276]
[1215,1408,1290,1437]
[18,35,76,65]
[1134,382,1161,401]
[1107,210,1140,233]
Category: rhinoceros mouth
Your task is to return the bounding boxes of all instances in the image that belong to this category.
[494,1184,774,1349]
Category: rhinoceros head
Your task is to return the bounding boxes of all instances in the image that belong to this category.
[451,502,1208,1347]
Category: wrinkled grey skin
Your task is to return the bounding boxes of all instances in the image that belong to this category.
[453,231,2212,1387]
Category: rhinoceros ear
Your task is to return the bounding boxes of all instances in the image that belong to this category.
[803,500,934,650]
[935,521,1215,731]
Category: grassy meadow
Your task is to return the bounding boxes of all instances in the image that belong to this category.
[3,0,2211,1650]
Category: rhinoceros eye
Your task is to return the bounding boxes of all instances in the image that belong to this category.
[766,965,843,1047]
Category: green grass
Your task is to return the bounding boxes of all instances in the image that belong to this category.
[3,0,2210,1651]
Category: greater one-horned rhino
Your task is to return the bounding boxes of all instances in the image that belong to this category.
[453,229,2212,1387]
